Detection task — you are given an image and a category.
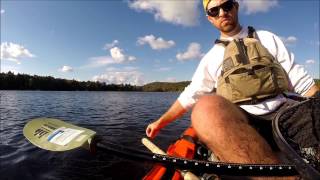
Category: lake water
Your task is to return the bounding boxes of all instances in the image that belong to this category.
[0,91,191,180]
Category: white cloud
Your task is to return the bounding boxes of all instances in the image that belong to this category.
[306,59,316,64]
[176,42,203,61]
[280,36,298,46]
[128,0,199,27]
[128,56,137,61]
[110,47,136,62]
[1,42,35,64]
[1,9,5,14]
[84,56,116,68]
[93,69,144,86]
[137,35,175,50]
[110,47,126,62]
[84,45,136,69]
[59,65,73,72]
[238,0,278,15]
[104,40,119,50]
[123,66,139,71]
[156,67,172,72]
[105,66,139,72]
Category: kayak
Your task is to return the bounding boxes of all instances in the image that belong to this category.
[142,126,298,180]
[142,123,311,180]
[143,127,199,180]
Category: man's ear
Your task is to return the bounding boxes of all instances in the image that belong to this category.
[207,15,214,24]
[234,1,239,10]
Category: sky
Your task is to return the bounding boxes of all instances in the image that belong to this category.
[1,0,319,85]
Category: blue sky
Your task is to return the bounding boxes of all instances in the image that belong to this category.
[1,0,319,85]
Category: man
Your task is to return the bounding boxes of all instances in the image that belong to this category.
[146,0,319,166]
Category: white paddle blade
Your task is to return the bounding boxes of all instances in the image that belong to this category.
[23,118,96,151]
[141,138,166,155]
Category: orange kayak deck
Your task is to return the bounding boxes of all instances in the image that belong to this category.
[143,127,198,180]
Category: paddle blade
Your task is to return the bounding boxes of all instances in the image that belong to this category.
[23,118,96,151]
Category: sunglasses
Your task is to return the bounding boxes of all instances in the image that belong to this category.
[207,0,235,17]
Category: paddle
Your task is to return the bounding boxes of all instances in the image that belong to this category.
[142,138,199,180]
[23,117,299,176]
[23,117,96,151]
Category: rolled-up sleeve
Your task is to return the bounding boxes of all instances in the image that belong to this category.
[178,48,219,110]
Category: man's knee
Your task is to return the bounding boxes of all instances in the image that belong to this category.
[192,95,232,124]
[193,95,229,111]
[191,94,247,130]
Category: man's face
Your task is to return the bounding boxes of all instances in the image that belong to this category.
[206,0,239,34]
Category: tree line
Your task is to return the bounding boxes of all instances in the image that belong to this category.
[0,72,190,92]
[0,72,141,91]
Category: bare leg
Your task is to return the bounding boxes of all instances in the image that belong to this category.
[191,95,279,164]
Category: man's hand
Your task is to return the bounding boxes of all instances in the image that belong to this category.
[145,100,187,139]
[146,120,162,139]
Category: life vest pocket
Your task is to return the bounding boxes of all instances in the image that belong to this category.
[217,65,281,103]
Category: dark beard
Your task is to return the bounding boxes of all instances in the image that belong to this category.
[220,16,238,34]
[221,23,236,32]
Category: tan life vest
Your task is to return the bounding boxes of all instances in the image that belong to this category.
[216,26,290,104]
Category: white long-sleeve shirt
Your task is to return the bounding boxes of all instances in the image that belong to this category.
[178,27,315,115]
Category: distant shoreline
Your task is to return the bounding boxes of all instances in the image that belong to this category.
[1,72,319,92]
[0,72,190,92]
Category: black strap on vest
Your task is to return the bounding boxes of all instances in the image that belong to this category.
[214,39,229,46]
[248,26,255,38]
[215,26,256,45]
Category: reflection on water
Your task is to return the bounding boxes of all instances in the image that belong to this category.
[0,91,190,180]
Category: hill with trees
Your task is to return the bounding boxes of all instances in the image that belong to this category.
[142,81,190,92]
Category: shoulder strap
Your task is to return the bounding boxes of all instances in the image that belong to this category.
[216,26,256,45]
[214,39,229,46]
[248,26,255,38]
